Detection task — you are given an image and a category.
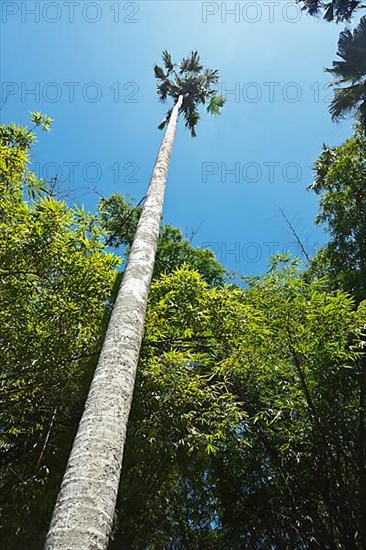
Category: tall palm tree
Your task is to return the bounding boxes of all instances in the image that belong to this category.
[326,16,366,127]
[45,51,225,550]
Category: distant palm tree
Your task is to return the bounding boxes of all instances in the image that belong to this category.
[45,51,225,550]
[297,0,362,21]
[326,16,366,128]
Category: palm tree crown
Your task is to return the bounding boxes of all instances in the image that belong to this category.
[326,16,366,128]
[154,50,225,137]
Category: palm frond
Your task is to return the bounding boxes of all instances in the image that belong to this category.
[154,65,166,80]
[162,50,175,74]
[179,51,203,74]
[206,94,225,116]
[157,80,170,103]
[184,107,200,137]
[203,68,220,86]
[329,83,365,119]
[357,100,366,128]
[297,0,322,16]
[326,16,366,127]
[297,0,362,21]
[157,108,172,131]
[327,17,366,81]
[155,50,225,136]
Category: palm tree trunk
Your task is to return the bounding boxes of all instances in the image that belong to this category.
[45,94,183,550]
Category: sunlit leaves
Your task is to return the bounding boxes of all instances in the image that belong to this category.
[115,259,366,547]
[206,94,226,116]
[30,111,53,132]
[308,126,366,302]
[0,120,119,546]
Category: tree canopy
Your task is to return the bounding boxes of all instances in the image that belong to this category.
[0,119,225,547]
[100,192,227,287]
[326,17,366,128]
[297,0,363,21]
[154,50,225,137]
[307,125,366,302]
[0,119,119,547]
[111,259,366,548]
[2,45,366,545]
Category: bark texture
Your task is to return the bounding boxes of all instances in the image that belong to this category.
[45,95,183,550]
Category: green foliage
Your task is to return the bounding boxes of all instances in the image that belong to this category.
[3,113,366,549]
[206,94,226,116]
[214,259,365,547]
[112,261,366,548]
[112,267,263,547]
[0,122,35,151]
[297,0,363,21]
[0,120,119,548]
[99,193,143,248]
[100,193,226,286]
[308,125,366,302]
[0,141,28,188]
[326,16,366,128]
[154,50,225,137]
[30,111,53,132]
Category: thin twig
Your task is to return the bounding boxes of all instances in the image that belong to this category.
[278,207,310,261]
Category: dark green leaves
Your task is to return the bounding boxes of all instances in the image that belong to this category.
[297,0,362,21]
[326,16,366,127]
[153,65,166,80]
[179,51,203,74]
[162,49,174,74]
[114,261,366,547]
[307,125,366,302]
[154,50,225,137]
[100,194,226,287]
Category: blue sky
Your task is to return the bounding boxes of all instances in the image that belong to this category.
[1,0,356,275]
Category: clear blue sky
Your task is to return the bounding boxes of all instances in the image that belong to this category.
[1,1,355,275]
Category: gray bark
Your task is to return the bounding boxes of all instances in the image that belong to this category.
[45,95,183,550]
